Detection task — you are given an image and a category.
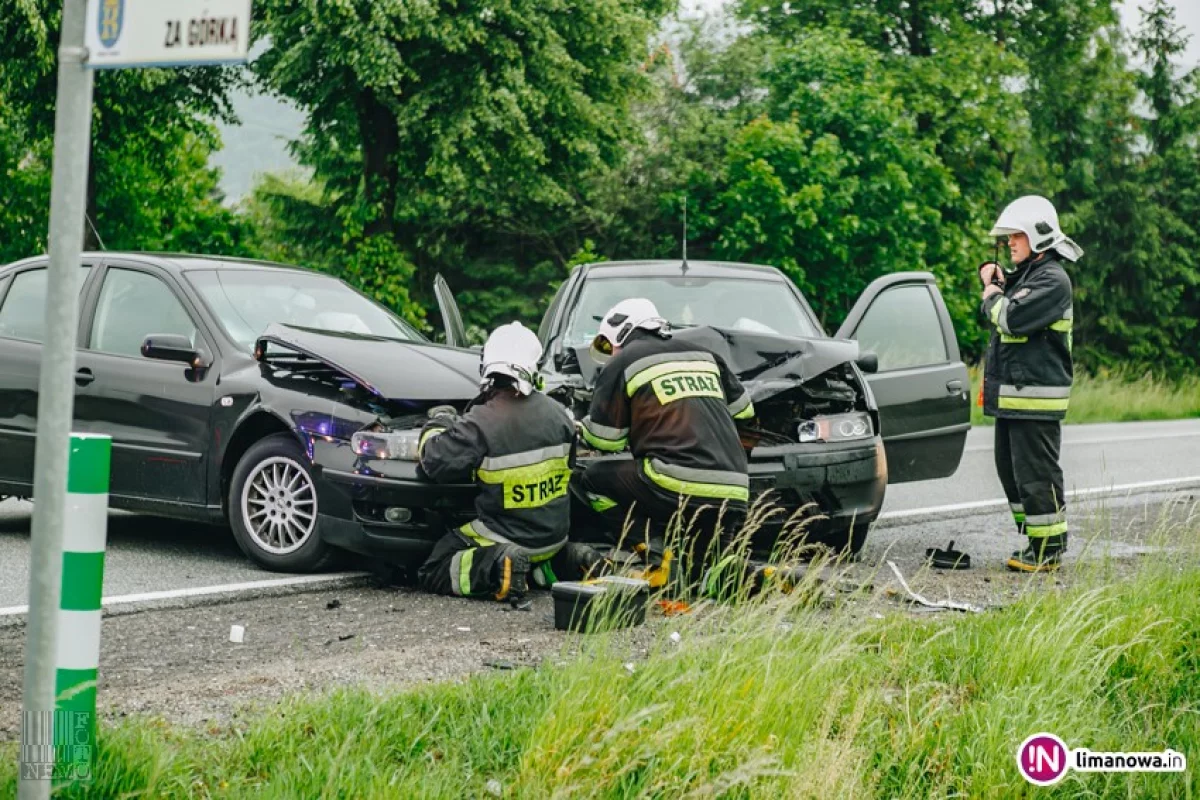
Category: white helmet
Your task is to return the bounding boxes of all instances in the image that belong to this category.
[989,195,1083,262]
[590,298,666,364]
[480,322,543,395]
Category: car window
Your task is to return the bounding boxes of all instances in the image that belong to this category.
[187,268,422,350]
[852,285,949,372]
[0,266,92,342]
[90,268,198,357]
[563,275,820,347]
[539,280,568,343]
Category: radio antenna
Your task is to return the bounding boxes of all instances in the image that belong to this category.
[681,194,689,273]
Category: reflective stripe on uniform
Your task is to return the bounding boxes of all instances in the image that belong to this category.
[418,425,446,457]
[460,520,565,559]
[1000,334,1028,344]
[1027,520,1069,538]
[998,383,1070,412]
[728,391,754,420]
[580,417,628,452]
[625,360,721,397]
[623,351,715,386]
[476,446,572,510]
[643,458,749,502]
[450,549,473,596]
[1010,502,1026,523]
[989,297,1012,335]
[588,492,618,512]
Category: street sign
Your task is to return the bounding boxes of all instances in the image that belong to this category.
[84,0,252,69]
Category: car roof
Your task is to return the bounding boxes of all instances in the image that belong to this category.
[0,252,316,276]
[578,259,786,281]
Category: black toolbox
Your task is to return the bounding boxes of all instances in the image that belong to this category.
[552,576,651,632]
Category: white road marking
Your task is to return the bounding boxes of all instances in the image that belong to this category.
[878,475,1200,524]
[0,571,369,618]
[965,429,1200,453]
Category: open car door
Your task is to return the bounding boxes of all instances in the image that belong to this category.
[835,272,970,484]
[433,273,467,349]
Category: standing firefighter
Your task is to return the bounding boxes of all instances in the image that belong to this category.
[980,195,1082,572]
[571,298,755,587]
[417,322,599,601]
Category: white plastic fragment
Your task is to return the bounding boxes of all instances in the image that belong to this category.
[457,626,471,632]
[229,624,245,643]
[669,631,682,644]
[886,561,984,613]
[623,662,636,674]
[485,779,503,797]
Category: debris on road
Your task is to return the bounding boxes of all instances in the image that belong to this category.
[486,779,504,797]
[326,599,342,610]
[228,625,245,643]
[886,561,984,614]
[925,540,972,570]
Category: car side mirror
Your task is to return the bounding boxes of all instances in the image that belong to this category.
[856,351,879,374]
[142,334,211,370]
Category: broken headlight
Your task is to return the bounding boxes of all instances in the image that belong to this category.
[351,428,422,461]
[798,412,873,444]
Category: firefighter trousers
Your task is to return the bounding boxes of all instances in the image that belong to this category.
[569,459,746,581]
[993,418,1068,540]
[418,525,595,601]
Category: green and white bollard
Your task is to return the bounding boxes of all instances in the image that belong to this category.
[54,434,110,780]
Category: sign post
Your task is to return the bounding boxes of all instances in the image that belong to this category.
[18,2,251,796]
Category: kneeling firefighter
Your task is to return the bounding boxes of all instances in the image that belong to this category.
[571,298,755,588]
[417,322,604,601]
[979,195,1081,572]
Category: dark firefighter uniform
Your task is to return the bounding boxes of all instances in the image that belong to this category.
[981,252,1073,562]
[572,329,755,579]
[416,389,581,600]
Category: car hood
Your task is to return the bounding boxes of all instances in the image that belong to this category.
[566,326,860,402]
[255,323,481,401]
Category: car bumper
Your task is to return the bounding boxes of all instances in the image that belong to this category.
[312,435,887,562]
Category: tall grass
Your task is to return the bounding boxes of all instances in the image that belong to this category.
[3,535,1197,798]
[970,368,1200,425]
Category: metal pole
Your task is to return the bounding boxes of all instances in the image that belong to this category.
[19,1,94,797]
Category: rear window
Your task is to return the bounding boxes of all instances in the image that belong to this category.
[0,266,92,343]
[564,275,820,347]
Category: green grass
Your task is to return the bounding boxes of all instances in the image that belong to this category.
[970,368,1200,425]
[4,542,1199,798]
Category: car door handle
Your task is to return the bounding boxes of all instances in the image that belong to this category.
[946,380,963,394]
[75,368,95,387]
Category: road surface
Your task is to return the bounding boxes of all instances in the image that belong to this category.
[2,418,1199,609]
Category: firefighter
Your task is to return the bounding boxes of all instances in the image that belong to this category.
[979,195,1082,572]
[570,298,755,587]
[417,322,603,601]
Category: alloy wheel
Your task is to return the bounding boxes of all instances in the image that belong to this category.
[240,456,317,555]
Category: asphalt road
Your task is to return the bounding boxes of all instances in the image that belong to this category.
[2,418,1199,609]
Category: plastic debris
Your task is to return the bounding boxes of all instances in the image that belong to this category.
[669,631,682,645]
[457,626,472,632]
[485,779,503,797]
[657,599,692,616]
[623,662,636,675]
[228,625,245,644]
[326,599,341,610]
[886,561,984,614]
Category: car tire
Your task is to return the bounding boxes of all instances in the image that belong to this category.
[228,433,337,572]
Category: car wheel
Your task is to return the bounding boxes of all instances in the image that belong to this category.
[229,434,336,572]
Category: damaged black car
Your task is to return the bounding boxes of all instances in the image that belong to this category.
[0,254,969,572]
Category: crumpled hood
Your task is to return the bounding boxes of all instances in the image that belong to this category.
[569,326,861,402]
[255,323,481,401]
[671,327,861,402]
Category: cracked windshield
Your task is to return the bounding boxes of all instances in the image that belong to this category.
[564,275,821,347]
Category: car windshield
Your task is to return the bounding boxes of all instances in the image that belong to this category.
[187,269,422,350]
[563,275,821,347]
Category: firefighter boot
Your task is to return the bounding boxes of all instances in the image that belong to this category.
[492,546,532,602]
[1006,533,1067,573]
[558,543,613,581]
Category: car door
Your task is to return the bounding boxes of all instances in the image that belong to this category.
[835,272,970,483]
[72,261,216,504]
[0,262,96,489]
[433,274,467,348]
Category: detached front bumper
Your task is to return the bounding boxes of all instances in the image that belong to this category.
[312,439,473,562]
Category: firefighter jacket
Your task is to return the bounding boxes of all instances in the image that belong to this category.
[579,329,754,503]
[981,253,1074,421]
[418,388,577,557]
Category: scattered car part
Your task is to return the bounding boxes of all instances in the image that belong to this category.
[886,560,984,613]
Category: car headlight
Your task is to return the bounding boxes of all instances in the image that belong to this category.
[351,428,422,461]
[798,412,873,443]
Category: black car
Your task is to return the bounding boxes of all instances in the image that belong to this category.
[0,253,969,572]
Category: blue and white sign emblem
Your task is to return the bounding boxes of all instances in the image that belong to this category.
[97,0,124,49]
